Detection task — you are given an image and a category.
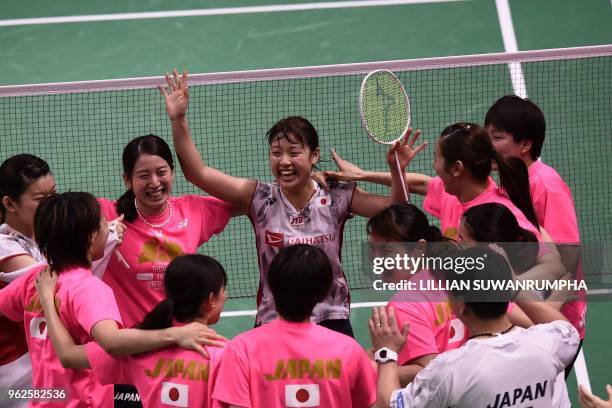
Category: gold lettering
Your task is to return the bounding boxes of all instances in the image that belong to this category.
[194,362,209,382]
[145,358,166,378]
[286,359,297,379]
[182,361,196,380]
[310,360,325,379]
[326,359,341,379]
[264,359,342,381]
[297,360,311,378]
[264,360,285,381]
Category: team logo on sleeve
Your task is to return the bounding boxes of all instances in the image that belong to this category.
[160,382,188,407]
[265,231,285,248]
[285,384,319,407]
[29,317,47,340]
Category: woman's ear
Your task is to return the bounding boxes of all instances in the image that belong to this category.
[206,292,216,311]
[449,297,466,318]
[519,139,533,156]
[413,239,427,258]
[452,160,464,177]
[1,196,17,214]
[311,147,321,166]
[123,173,132,190]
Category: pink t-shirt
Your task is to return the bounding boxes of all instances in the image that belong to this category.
[388,270,467,364]
[212,319,376,408]
[529,161,586,339]
[423,176,541,241]
[0,263,122,407]
[86,339,225,408]
[98,195,232,328]
[529,161,579,243]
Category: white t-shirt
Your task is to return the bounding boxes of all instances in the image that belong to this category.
[390,320,579,408]
[0,223,44,283]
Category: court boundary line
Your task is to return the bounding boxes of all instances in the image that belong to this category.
[221,301,386,317]
[495,0,528,98]
[0,0,467,27]
[1,45,610,96]
[221,291,612,316]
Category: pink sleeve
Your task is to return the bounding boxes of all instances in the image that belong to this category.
[97,197,119,221]
[351,346,377,408]
[388,302,439,364]
[212,339,252,408]
[191,196,233,245]
[423,177,444,219]
[207,347,226,408]
[0,267,36,321]
[73,278,123,335]
[86,342,128,385]
[534,189,580,243]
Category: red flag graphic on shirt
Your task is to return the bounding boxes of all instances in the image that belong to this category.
[285,384,320,407]
[160,382,188,407]
[29,317,47,340]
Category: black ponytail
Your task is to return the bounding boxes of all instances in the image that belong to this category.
[116,190,137,222]
[426,225,445,244]
[136,254,227,330]
[138,299,174,330]
[494,153,539,230]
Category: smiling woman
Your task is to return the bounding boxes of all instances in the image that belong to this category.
[160,69,413,337]
[96,135,235,330]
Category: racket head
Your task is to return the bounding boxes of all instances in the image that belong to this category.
[359,70,411,145]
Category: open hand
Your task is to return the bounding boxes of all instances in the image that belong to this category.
[173,322,227,357]
[323,149,366,182]
[35,267,58,308]
[368,306,408,353]
[579,385,612,408]
[387,128,428,169]
[158,69,189,121]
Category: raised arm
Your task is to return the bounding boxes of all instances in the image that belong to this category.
[369,306,409,408]
[514,289,569,324]
[350,129,428,218]
[36,269,224,367]
[0,254,38,275]
[323,146,431,195]
[90,319,221,357]
[159,70,256,214]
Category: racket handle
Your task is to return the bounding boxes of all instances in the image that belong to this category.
[394,151,410,203]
